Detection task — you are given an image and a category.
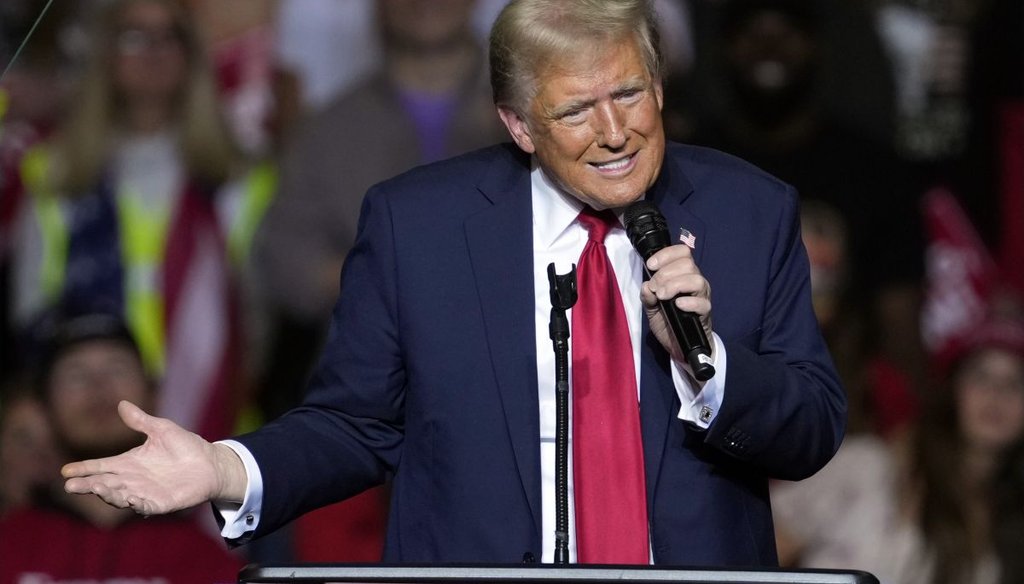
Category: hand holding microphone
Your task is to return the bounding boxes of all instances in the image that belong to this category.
[624,201,715,381]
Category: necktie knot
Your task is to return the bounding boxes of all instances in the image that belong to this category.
[577,207,619,243]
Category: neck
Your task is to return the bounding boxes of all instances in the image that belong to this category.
[387,38,477,95]
[962,445,1001,491]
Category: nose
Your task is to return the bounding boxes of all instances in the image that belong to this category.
[593,102,627,149]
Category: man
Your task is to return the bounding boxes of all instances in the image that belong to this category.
[62,0,846,566]
[0,313,243,583]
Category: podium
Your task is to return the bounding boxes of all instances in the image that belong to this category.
[238,565,879,584]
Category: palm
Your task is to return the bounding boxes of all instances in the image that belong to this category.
[62,401,221,516]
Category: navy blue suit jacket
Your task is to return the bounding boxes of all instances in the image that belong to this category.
[235,142,846,565]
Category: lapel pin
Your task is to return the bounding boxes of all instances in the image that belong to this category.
[679,228,696,249]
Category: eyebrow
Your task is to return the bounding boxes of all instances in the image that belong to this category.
[545,77,651,120]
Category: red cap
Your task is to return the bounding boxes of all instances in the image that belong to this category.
[937,317,1024,373]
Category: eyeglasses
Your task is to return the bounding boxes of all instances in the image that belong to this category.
[115,25,185,55]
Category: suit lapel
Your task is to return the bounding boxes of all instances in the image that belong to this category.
[464,146,543,536]
[639,151,705,505]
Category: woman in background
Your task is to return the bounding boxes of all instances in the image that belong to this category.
[12,0,247,440]
[772,312,1024,584]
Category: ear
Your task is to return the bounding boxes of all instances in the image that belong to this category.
[653,80,664,111]
[496,105,536,154]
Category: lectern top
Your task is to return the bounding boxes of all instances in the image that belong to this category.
[238,564,879,584]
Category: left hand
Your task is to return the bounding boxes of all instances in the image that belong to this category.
[639,243,714,363]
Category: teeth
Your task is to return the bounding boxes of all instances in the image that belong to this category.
[594,155,632,170]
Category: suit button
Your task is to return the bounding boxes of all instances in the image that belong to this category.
[522,552,536,563]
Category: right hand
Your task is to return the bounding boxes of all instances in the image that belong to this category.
[62,400,247,516]
[640,243,715,364]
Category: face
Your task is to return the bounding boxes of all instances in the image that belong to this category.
[727,10,816,96]
[0,396,58,507]
[47,340,151,459]
[955,348,1024,454]
[378,0,475,52]
[498,36,665,211]
[112,0,188,106]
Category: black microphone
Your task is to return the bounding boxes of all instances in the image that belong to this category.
[623,201,715,381]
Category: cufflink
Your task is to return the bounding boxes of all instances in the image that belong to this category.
[245,514,255,525]
[699,405,713,423]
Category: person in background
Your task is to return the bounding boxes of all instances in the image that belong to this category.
[0,0,85,387]
[254,0,506,420]
[0,389,58,516]
[10,0,250,441]
[0,312,244,583]
[772,312,1024,584]
[798,201,879,435]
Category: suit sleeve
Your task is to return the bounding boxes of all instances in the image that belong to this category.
[705,185,847,480]
[231,185,405,539]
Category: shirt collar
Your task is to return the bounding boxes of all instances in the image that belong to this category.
[531,157,585,250]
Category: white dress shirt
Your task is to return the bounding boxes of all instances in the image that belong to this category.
[217,162,728,561]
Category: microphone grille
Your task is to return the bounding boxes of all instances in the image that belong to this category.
[623,200,662,231]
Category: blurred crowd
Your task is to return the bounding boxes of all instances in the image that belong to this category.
[0,0,1021,583]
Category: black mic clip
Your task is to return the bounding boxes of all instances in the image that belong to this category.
[547,263,577,343]
[548,263,577,311]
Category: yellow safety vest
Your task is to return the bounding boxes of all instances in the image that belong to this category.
[23,148,277,376]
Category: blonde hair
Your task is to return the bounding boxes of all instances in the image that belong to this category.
[51,0,237,194]
[489,0,663,112]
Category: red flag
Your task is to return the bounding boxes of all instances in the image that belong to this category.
[921,188,1000,357]
[159,183,240,441]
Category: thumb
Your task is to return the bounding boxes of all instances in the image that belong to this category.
[117,400,156,435]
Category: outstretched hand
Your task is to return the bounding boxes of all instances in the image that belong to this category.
[62,400,247,516]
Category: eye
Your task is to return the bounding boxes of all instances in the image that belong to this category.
[615,89,644,103]
[558,108,588,125]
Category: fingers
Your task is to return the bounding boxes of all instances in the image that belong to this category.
[64,476,97,494]
[65,474,156,515]
[65,476,127,507]
[645,243,693,272]
[642,245,709,311]
[62,456,111,479]
[117,400,154,434]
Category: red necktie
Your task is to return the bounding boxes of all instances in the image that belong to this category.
[572,207,650,564]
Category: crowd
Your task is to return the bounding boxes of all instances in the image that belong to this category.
[0,0,1021,582]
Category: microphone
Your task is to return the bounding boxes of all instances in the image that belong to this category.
[623,201,715,381]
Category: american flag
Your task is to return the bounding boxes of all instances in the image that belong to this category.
[679,228,696,249]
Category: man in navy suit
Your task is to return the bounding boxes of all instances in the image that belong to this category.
[62,0,845,566]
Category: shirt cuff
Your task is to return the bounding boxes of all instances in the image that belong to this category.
[213,439,264,539]
[671,331,727,430]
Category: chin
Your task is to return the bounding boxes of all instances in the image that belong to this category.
[587,190,647,211]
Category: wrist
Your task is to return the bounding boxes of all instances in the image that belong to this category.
[211,443,248,503]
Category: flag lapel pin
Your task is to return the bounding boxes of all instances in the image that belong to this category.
[679,228,696,249]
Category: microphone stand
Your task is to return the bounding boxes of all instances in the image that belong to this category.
[547,262,577,565]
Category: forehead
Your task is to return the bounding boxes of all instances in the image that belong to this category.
[532,37,651,100]
[52,339,137,369]
[958,347,1024,378]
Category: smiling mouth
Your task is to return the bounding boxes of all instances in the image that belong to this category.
[590,152,637,173]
